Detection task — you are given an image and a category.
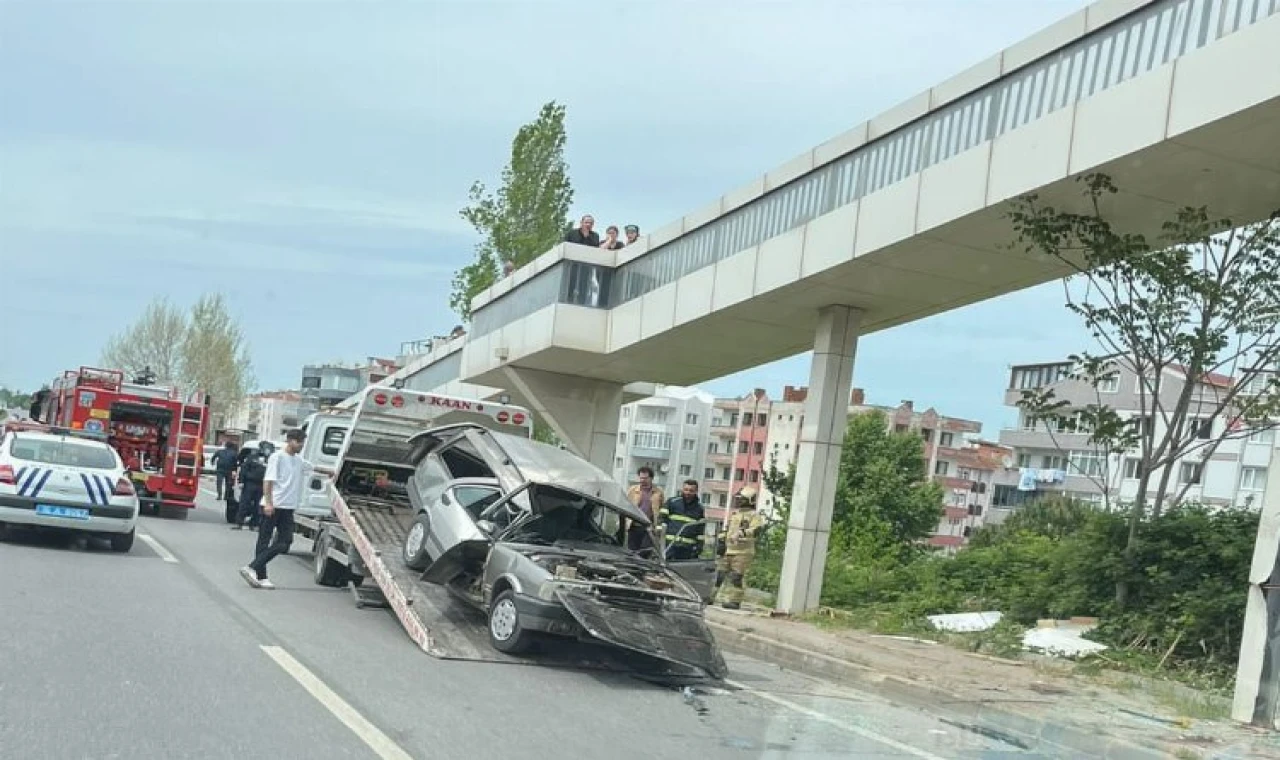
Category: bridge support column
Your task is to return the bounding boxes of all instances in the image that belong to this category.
[776,305,861,615]
[499,366,622,473]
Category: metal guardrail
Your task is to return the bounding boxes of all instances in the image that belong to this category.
[469,0,1279,340]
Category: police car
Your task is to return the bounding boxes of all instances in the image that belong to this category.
[0,424,140,552]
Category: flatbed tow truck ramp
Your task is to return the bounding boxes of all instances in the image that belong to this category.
[294,387,710,681]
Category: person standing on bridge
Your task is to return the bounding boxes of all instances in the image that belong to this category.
[564,214,600,247]
[623,224,640,246]
[240,429,311,590]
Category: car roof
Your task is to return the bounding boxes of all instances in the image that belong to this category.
[11,431,112,449]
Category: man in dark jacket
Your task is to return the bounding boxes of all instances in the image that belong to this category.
[232,441,274,530]
[564,214,600,247]
[660,479,705,560]
[211,441,239,500]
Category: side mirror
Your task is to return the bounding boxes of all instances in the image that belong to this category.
[476,520,496,536]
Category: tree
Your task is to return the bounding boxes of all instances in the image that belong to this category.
[180,294,254,427]
[101,298,188,384]
[0,387,33,412]
[832,410,945,555]
[100,294,254,425]
[451,101,575,320]
[1008,174,1280,602]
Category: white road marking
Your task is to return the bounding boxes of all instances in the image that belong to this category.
[725,678,948,760]
[261,645,414,760]
[138,532,179,564]
[199,487,219,498]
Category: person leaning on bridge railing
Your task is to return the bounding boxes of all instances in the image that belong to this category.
[564,214,600,247]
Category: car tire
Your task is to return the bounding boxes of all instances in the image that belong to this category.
[488,590,533,654]
[313,530,348,587]
[402,513,432,571]
[111,529,135,553]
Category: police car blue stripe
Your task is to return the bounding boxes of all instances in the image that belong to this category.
[29,470,53,498]
[18,468,42,496]
[79,474,99,505]
[94,475,113,504]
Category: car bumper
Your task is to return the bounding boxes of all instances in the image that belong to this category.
[0,494,138,534]
[512,593,581,637]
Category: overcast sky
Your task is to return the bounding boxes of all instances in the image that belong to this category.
[0,0,1093,434]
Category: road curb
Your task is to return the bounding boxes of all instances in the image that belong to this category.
[710,619,1170,759]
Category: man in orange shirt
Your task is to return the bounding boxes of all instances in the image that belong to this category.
[623,465,664,553]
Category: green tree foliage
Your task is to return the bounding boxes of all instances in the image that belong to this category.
[451,101,574,320]
[100,294,254,425]
[751,411,944,589]
[0,387,34,412]
[1008,174,1280,605]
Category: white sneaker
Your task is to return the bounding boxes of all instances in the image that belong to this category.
[258,579,276,590]
[239,566,262,588]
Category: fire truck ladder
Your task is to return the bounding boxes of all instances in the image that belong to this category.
[174,395,206,482]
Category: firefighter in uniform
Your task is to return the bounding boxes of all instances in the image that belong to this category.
[715,486,765,609]
[659,479,705,560]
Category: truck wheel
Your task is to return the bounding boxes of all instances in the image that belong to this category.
[402,513,432,571]
[312,531,347,588]
[488,590,533,654]
[110,529,135,553]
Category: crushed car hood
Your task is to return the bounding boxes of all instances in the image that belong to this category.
[554,588,728,679]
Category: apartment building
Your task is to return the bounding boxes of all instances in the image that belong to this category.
[993,358,1278,517]
[699,389,775,521]
[931,439,1012,552]
[614,386,715,495]
[759,385,986,550]
[299,358,399,415]
[225,391,303,440]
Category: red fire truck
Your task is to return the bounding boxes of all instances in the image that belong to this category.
[31,367,210,515]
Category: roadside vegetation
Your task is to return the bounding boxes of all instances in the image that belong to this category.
[749,176,1280,693]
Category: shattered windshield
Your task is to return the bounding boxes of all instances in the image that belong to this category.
[502,485,622,546]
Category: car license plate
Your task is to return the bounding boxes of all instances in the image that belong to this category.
[36,505,91,520]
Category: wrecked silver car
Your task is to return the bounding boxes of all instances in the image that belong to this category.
[400,423,727,679]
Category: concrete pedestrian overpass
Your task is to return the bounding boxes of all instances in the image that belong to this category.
[386,0,1280,622]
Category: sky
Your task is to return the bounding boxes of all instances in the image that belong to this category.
[0,0,1094,435]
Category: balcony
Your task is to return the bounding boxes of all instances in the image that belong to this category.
[629,446,671,460]
[936,476,975,491]
[710,425,737,438]
[997,427,1095,450]
[706,452,733,465]
[944,506,970,520]
[928,535,964,548]
[703,479,731,491]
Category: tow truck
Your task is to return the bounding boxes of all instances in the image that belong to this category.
[30,367,209,516]
[292,386,542,660]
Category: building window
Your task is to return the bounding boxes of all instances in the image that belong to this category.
[1011,364,1070,390]
[685,413,698,426]
[1180,462,1203,485]
[935,461,950,476]
[735,468,745,481]
[707,442,718,453]
[682,438,695,451]
[622,407,631,418]
[921,428,933,442]
[1097,375,1119,393]
[756,413,766,426]
[618,432,627,445]
[729,413,738,426]
[632,430,672,450]
[718,493,728,507]
[789,415,794,421]
[957,467,971,480]
[753,442,763,455]
[939,432,954,447]
[703,468,714,479]
[1249,428,1275,445]
[968,503,984,516]
[741,414,752,428]
[1016,453,1032,468]
[1068,450,1104,478]
[1042,455,1065,470]
[721,468,731,480]
[738,441,749,454]
[700,492,710,504]
[1185,418,1212,440]
[614,457,623,468]
[679,464,692,476]
[749,470,760,483]
[1241,466,1268,491]
[1123,458,1143,480]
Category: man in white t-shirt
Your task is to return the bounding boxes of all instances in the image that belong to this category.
[240,428,311,590]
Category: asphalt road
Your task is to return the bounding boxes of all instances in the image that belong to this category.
[0,484,1041,759]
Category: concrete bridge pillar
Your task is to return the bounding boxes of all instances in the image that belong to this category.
[776,305,862,614]
[499,366,622,473]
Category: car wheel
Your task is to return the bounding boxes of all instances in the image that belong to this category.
[402,513,432,571]
[488,590,533,654]
[110,529,135,553]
